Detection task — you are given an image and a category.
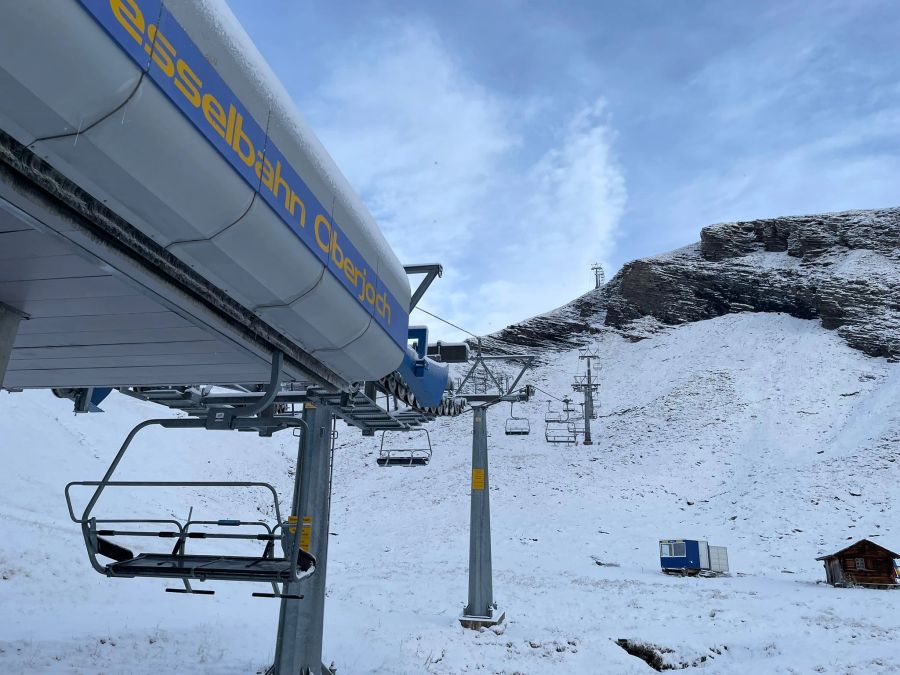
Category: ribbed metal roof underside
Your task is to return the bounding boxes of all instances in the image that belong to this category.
[0,147,342,391]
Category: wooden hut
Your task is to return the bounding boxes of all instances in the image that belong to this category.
[816,539,899,588]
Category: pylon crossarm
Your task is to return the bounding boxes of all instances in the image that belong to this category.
[503,358,534,395]
[456,357,481,394]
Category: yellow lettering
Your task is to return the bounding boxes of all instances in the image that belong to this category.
[225,104,237,145]
[375,291,390,322]
[254,152,263,179]
[110,0,144,46]
[202,93,226,138]
[260,156,274,191]
[231,111,254,167]
[272,161,292,211]
[357,268,368,301]
[146,25,175,78]
[342,258,356,285]
[314,215,331,253]
[289,192,306,224]
[174,59,201,107]
[104,3,390,321]
[330,231,344,268]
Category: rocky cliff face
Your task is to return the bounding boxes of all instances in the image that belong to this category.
[479,290,606,352]
[489,207,900,360]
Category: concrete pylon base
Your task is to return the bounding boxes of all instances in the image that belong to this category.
[264,662,334,675]
[459,609,506,630]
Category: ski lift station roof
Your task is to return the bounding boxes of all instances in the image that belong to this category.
[0,0,414,392]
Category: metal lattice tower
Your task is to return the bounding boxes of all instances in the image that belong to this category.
[572,347,600,445]
[591,262,605,289]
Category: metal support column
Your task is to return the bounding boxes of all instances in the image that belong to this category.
[460,404,504,629]
[272,404,335,675]
[583,357,594,446]
[574,350,599,446]
[0,303,23,388]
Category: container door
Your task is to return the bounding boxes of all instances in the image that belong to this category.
[699,541,710,570]
[709,546,729,573]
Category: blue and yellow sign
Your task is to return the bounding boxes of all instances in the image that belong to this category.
[78,0,407,349]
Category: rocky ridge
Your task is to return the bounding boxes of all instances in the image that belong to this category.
[488,207,900,360]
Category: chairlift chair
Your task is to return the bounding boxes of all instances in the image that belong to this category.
[376,428,433,466]
[504,401,531,436]
[64,417,316,594]
[545,420,578,445]
[544,400,565,424]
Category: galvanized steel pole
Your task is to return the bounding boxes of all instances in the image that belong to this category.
[583,357,594,446]
[272,404,335,675]
[460,404,504,628]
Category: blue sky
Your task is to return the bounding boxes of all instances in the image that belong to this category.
[228,0,900,338]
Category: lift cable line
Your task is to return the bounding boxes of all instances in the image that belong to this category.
[532,385,566,403]
[413,306,480,339]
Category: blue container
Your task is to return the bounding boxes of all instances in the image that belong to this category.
[660,539,705,571]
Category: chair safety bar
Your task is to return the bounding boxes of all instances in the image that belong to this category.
[65,414,313,585]
[377,428,432,467]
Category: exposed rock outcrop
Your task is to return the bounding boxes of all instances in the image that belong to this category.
[480,291,605,352]
[489,207,900,360]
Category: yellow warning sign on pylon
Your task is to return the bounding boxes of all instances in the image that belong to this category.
[300,517,312,550]
[472,468,485,490]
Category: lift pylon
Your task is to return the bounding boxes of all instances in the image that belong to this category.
[456,343,534,629]
[460,403,503,628]
[572,347,600,446]
[271,403,337,675]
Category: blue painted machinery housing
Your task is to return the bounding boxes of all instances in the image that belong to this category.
[396,326,450,409]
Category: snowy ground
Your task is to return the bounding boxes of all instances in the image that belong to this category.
[1,313,898,674]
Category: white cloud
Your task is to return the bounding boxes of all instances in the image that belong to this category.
[665,108,900,233]
[303,20,625,339]
[304,22,516,265]
[481,101,625,327]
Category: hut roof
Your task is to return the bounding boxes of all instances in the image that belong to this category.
[816,538,900,561]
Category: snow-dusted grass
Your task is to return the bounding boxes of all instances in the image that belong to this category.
[1,313,898,673]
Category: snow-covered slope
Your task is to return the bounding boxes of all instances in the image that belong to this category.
[1,313,898,673]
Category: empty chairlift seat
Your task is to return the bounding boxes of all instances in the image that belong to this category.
[545,420,578,445]
[504,402,531,436]
[505,418,531,436]
[544,410,565,424]
[65,418,316,588]
[376,428,432,466]
[103,549,314,584]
